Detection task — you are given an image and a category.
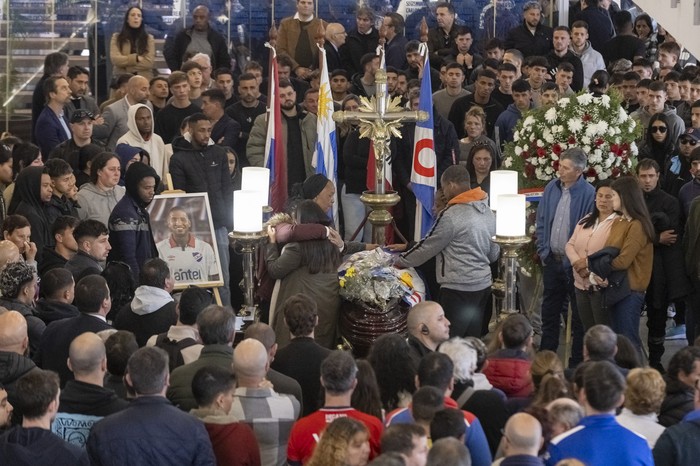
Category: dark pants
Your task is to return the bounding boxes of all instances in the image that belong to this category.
[439,286,492,338]
[686,280,700,343]
[611,291,644,355]
[540,255,584,366]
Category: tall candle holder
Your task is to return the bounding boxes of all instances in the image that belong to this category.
[491,194,529,330]
[230,190,266,323]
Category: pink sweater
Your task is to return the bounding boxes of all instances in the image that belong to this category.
[565,213,619,290]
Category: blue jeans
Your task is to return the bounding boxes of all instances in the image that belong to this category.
[341,184,369,242]
[540,255,584,365]
[611,291,644,355]
[215,226,231,307]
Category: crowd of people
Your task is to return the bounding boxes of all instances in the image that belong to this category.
[1,0,700,464]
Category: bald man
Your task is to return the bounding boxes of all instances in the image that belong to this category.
[230,338,300,466]
[0,240,20,270]
[244,323,304,412]
[58,332,128,417]
[0,310,38,418]
[164,5,231,72]
[324,23,346,72]
[502,413,544,464]
[406,301,451,369]
[93,75,153,150]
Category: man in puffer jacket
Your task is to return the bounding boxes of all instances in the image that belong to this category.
[169,113,233,306]
[395,165,499,338]
[483,314,533,398]
[108,161,160,281]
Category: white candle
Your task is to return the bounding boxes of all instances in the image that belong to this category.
[242,167,270,207]
[490,170,518,211]
[233,190,263,232]
[496,194,526,237]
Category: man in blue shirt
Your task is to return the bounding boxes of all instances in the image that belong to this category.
[546,360,653,465]
[536,147,595,366]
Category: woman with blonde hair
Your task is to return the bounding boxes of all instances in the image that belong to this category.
[616,367,666,448]
[458,106,501,167]
[306,417,370,466]
[530,350,569,408]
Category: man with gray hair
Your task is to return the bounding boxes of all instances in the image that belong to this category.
[287,350,384,465]
[230,338,300,466]
[86,347,215,464]
[396,164,499,339]
[427,437,472,466]
[501,413,545,465]
[536,147,595,367]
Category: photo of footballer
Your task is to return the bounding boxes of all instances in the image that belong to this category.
[147,193,223,288]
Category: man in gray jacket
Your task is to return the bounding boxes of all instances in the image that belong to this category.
[395,165,499,338]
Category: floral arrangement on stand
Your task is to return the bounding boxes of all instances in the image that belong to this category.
[501,90,642,274]
[338,249,425,311]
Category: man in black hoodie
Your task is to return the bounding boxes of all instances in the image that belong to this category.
[107,162,160,282]
[34,268,79,325]
[38,215,79,277]
[169,113,233,306]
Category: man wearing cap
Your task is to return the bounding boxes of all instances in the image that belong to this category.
[49,110,102,172]
[504,1,553,59]
[664,128,700,197]
[35,76,73,159]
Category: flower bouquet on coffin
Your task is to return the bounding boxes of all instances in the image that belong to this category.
[337,249,425,356]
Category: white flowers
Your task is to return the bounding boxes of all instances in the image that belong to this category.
[568,118,583,132]
[503,158,513,168]
[577,93,593,105]
[545,107,557,123]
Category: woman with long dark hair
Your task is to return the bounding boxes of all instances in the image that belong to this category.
[566,180,620,330]
[638,113,675,169]
[593,176,654,353]
[465,143,499,196]
[110,6,155,79]
[588,70,609,96]
[634,14,658,64]
[367,334,416,412]
[267,200,341,348]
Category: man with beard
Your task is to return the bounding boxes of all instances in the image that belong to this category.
[504,1,553,58]
[225,73,266,168]
[448,69,504,140]
[169,114,232,306]
[108,161,160,281]
[63,66,101,123]
[405,41,441,94]
[117,104,166,178]
[247,79,316,190]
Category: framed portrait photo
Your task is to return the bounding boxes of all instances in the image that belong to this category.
[147,192,224,289]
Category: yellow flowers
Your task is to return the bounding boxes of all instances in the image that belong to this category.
[400,272,413,288]
[345,267,356,278]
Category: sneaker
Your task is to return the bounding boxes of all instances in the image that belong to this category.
[666,324,687,341]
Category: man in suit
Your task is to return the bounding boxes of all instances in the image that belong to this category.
[34,275,113,387]
[382,13,408,70]
[324,23,346,73]
[93,75,152,150]
[34,76,72,159]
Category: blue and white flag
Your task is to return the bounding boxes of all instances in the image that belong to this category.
[411,43,437,241]
[312,45,339,226]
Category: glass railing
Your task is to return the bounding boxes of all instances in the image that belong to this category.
[0,0,622,138]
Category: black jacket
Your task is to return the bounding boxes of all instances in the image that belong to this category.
[659,378,695,427]
[504,21,553,58]
[169,136,234,230]
[34,299,79,325]
[271,337,331,417]
[0,426,88,465]
[546,50,585,92]
[340,27,379,77]
[113,295,177,347]
[165,25,231,71]
[0,351,36,398]
[0,298,45,358]
[448,94,504,140]
[38,247,68,277]
[59,380,129,416]
[34,313,112,387]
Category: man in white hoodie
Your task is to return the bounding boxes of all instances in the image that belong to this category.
[113,257,176,347]
[116,103,166,178]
